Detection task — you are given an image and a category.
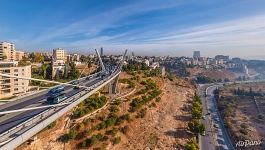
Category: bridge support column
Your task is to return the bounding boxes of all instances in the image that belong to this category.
[108,75,119,94]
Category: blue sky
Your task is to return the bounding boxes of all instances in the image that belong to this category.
[1,0,265,58]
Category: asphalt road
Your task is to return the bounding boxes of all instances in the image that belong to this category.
[199,85,215,150]
[0,75,102,134]
[200,84,235,150]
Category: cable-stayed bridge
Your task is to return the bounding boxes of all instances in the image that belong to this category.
[0,49,127,149]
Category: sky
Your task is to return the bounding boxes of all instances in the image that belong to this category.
[1,0,265,58]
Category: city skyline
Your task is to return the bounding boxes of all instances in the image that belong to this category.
[1,0,265,59]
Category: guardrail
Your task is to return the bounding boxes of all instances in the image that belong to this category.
[0,67,121,146]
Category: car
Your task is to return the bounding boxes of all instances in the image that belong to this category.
[74,83,84,89]
[202,115,206,120]
[53,95,68,104]
[215,118,220,122]
[202,131,206,136]
[71,80,79,85]
[213,124,219,128]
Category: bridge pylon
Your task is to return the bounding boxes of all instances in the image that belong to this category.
[95,49,106,73]
[108,49,128,94]
[108,75,119,94]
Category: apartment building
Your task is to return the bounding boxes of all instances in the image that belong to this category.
[0,41,16,61]
[0,61,31,99]
[15,51,25,61]
[53,48,66,60]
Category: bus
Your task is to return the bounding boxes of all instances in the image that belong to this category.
[48,86,65,95]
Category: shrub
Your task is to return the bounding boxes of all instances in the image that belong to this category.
[184,138,199,150]
[121,113,131,121]
[138,108,147,118]
[155,97,161,102]
[47,121,56,129]
[106,128,119,136]
[68,129,77,140]
[109,105,120,113]
[120,125,129,134]
[112,136,121,145]
[239,129,248,135]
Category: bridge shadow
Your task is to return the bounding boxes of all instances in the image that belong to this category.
[175,115,191,122]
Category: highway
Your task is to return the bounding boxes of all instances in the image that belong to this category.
[199,84,235,150]
[0,75,102,135]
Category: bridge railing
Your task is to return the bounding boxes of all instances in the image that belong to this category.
[0,67,121,143]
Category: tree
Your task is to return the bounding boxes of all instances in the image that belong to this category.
[69,62,80,79]
[46,64,52,79]
[192,107,202,119]
[40,64,48,79]
[184,138,199,150]
[188,120,205,135]
[64,63,69,79]
[32,52,44,63]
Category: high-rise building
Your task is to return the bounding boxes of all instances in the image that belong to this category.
[100,47,103,56]
[53,48,66,60]
[0,61,31,99]
[0,41,16,61]
[193,51,200,59]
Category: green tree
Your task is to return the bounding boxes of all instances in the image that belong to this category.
[64,63,69,79]
[188,119,205,135]
[40,64,48,79]
[192,107,202,119]
[69,62,80,79]
[184,138,199,150]
[32,52,44,63]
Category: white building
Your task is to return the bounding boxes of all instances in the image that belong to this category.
[52,59,65,78]
[53,48,66,61]
[150,62,159,69]
[144,59,150,66]
[15,51,25,61]
[0,41,16,61]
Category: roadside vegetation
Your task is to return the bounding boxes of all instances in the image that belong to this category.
[73,95,107,118]
[185,94,205,150]
[215,84,265,148]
